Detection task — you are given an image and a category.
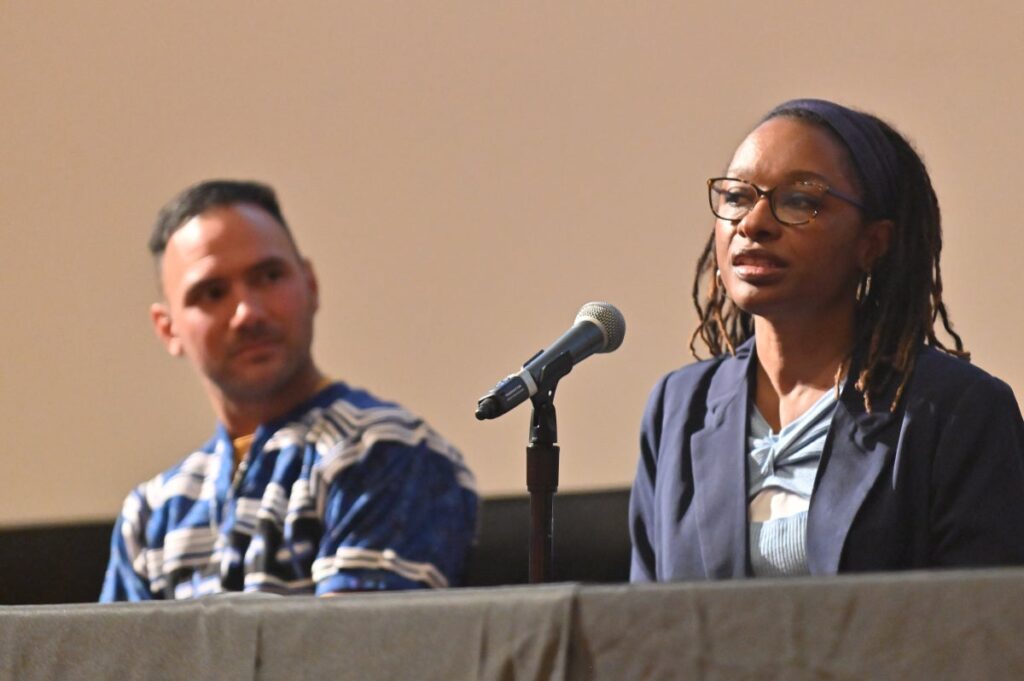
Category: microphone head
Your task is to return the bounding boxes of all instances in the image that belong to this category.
[574,302,626,353]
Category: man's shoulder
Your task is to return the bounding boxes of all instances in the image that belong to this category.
[318,382,423,425]
[276,381,430,442]
[282,382,474,487]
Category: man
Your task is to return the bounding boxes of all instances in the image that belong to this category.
[101,180,477,600]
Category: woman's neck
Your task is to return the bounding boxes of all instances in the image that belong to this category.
[753,310,854,431]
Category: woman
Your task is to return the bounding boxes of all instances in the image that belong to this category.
[630,98,1024,581]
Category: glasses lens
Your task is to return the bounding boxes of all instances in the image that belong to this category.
[709,179,756,220]
[773,183,826,224]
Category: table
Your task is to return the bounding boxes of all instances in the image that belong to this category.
[3,568,1023,680]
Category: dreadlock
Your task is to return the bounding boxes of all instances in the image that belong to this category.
[689,107,968,412]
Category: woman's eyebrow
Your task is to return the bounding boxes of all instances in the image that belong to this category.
[723,168,831,184]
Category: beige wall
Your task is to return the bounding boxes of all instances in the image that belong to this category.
[2,2,1022,526]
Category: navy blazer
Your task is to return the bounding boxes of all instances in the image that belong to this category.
[630,339,1024,581]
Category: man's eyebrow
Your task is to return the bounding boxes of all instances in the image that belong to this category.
[180,256,295,301]
[182,275,225,304]
[248,256,289,272]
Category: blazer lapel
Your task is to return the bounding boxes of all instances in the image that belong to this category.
[806,382,898,574]
[690,341,753,578]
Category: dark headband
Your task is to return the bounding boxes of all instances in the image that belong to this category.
[763,98,900,220]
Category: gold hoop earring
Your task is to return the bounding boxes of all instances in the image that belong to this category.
[857,271,873,302]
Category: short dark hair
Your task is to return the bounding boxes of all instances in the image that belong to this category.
[149,179,292,258]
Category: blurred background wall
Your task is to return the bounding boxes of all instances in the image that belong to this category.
[2,1,1022,526]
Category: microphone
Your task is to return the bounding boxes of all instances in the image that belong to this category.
[475,302,625,420]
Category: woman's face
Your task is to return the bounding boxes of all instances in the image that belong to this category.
[715,116,889,323]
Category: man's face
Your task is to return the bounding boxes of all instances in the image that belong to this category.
[151,203,319,404]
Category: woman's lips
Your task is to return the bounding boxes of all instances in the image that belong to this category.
[731,251,787,283]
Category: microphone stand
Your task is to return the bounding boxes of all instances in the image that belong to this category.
[526,353,572,584]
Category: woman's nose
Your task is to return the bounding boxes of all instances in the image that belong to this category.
[735,196,782,240]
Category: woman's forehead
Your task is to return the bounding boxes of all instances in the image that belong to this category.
[727,117,858,189]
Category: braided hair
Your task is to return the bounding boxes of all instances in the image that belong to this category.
[689,100,967,412]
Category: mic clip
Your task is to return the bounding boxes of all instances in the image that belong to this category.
[474,351,574,421]
[528,351,573,444]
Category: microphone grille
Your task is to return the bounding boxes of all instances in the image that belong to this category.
[575,302,626,353]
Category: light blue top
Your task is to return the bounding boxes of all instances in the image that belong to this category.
[747,390,838,500]
[747,390,837,576]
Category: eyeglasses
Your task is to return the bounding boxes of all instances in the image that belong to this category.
[707,177,864,226]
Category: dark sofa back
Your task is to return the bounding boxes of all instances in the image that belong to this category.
[0,489,631,604]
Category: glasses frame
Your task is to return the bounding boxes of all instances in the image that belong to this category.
[706,177,865,226]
